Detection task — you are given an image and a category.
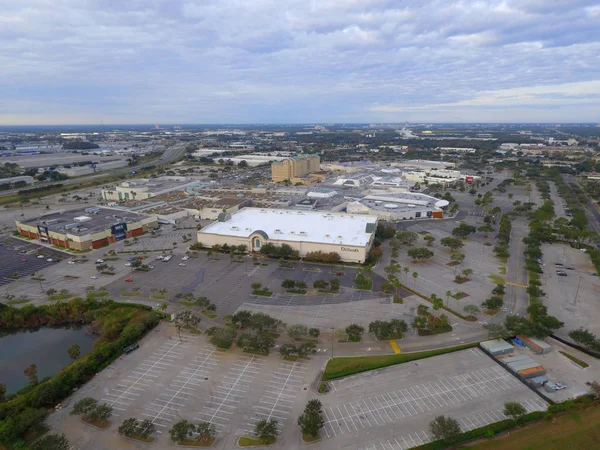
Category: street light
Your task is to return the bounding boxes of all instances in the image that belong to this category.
[330,327,335,359]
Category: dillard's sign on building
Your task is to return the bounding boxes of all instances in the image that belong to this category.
[341,246,359,252]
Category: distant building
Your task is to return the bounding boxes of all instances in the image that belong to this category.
[101,176,198,202]
[271,155,320,182]
[16,207,157,251]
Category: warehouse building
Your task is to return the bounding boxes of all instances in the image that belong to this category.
[16,207,157,251]
[197,207,377,263]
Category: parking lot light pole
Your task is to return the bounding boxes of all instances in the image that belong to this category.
[330,327,335,359]
[574,276,582,306]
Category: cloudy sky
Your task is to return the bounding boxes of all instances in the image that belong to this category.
[1,0,599,124]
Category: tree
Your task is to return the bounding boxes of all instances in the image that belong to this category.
[0,382,5,402]
[297,342,317,358]
[231,310,253,328]
[445,290,452,306]
[67,343,81,360]
[407,248,434,260]
[30,433,69,450]
[279,343,298,358]
[503,401,526,423]
[463,304,480,316]
[118,418,138,437]
[484,323,507,339]
[452,222,477,238]
[254,418,279,443]
[412,271,418,289]
[196,422,216,443]
[482,296,503,311]
[169,420,194,443]
[568,328,599,350]
[24,364,38,386]
[287,324,308,339]
[431,295,443,314]
[308,327,320,338]
[345,323,364,341]
[429,415,461,442]
[281,279,296,289]
[424,235,436,246]
[450,252,465,264]
[412,315,427,332]
[87,403,113,424]
[462,268,473,278]
[71,397,99,417]
[138,419,156,439]
[238,160,248,167]
[395,231,419,246]
[587,381,600,399]
[297,399,324,438]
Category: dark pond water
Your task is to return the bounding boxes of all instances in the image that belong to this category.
[0,326,95,394]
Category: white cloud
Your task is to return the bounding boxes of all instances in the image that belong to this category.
[0,0,599,123]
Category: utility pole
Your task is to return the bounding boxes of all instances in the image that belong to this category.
[330,327,335,359]
[573,276,582,306]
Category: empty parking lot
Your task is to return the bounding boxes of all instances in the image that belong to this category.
[320,347,548,449]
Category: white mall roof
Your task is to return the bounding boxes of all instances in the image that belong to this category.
[199,208,377,246]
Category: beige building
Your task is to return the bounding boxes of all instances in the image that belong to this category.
[271,155,320,182]
[197,207,377,263]
[16,207,157,251]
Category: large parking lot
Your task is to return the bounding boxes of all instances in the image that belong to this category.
[48,325,548,450]
[0,237,64,287]
[49,323,325,450]
[541,243,600,340]
[322,348,548,450]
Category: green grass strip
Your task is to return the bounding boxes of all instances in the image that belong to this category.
[322,342,478,380]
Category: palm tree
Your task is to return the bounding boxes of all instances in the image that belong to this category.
[445,290,452,307]
[403,267,410,283]
[412,271,418,290]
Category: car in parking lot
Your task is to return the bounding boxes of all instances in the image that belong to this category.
[566,266,575,270]
[68,261,75,265]
[46,258,53,262]
[37,255,45,259]
[21,258,27,262]
[181,256,189,261]
[90,275,98,279]
[95,259,104,264]
[178,263,186,266]
[125,277,133,282]
[556,270,568,276]
[554,263,563,268]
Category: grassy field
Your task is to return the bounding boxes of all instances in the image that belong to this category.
[322,342,478,380]
[468,407,600,450]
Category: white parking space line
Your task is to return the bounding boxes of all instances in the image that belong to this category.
[195,356,262,433]
[244,361,306,435]
[102,338,189,412]
[323,366,544,438]
[142,346,223,428]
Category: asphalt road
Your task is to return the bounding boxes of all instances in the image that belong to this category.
[0,144,186,197]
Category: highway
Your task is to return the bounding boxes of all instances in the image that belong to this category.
[0,144,186,198]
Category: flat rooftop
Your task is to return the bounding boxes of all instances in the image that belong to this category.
[20,207,149,235]
[199,207,377,246]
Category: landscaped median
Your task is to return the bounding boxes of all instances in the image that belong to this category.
[321,342,479,381]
